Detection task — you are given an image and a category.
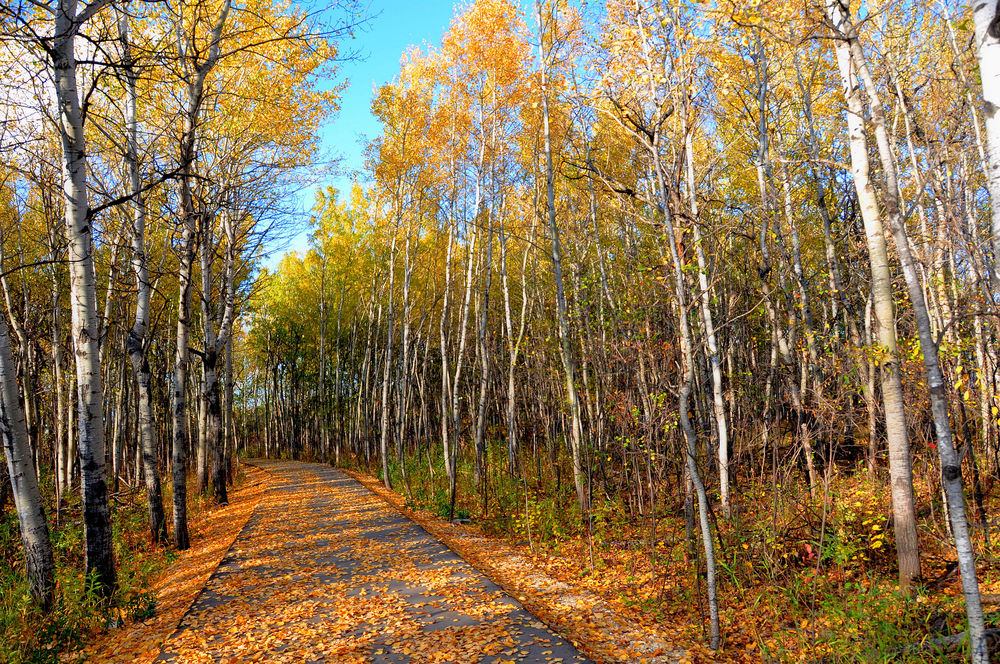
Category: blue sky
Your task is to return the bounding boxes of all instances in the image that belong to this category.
[270,1,457,266]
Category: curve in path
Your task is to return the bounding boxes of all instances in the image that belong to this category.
[155,460,592,664]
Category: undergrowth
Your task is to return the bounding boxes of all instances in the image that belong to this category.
[0,475,203,664]
[346,441,996,663]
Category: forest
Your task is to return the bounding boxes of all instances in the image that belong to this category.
[2,0,1000,661]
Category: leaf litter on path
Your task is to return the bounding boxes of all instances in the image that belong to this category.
[79,464,269,664]
[150,460,594,663]
[344,468,690,664]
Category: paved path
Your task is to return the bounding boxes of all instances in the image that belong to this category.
[155,460,592,664]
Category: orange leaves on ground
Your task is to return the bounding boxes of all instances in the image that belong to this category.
[345,469,694,664]
[146,461,592,663]
[79,465,268,664]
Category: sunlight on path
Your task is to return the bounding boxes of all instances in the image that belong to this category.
[154,460,592,663]
[83,466,269,664]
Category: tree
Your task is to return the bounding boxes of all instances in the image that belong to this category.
[824,0,921,591]
[829,1,986,657]
[51,0,117,595]
[169,0,231,549]
[537,0,587,516]
[0,291,54,610]
[118,7,167,545]
[972,0,1000,274]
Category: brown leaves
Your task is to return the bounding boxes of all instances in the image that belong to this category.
[346,469,690,664]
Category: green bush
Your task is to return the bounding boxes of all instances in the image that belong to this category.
[760,578,965,663]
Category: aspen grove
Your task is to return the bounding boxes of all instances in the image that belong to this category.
[3,0,1000,661]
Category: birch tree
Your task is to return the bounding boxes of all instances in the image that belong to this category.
[972,0,1000,273]
[51,0,117,594]
[170,0,231,549]
[830,3,986,659]
[825,0,921,591]
[536,0,587,515]
[118,8,167,545]
[0,311,54,610]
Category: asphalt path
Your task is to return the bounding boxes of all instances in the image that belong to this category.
[154,460,592,664]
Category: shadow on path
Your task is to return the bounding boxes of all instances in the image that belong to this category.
[154,460,592,664]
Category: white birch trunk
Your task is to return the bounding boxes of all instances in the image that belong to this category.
[972,0,1000,274]
[379,226,398,488]
[53,0,116,593]
[683,117,730,519]
[0,312,54,610]
[826,5,922,591]
[831,3,986,657]
[120,11,167,543]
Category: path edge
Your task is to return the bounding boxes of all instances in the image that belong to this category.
[337,465,608,663]
[153,459,272,657]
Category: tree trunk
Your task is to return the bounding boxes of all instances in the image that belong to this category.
[827,5,922,591]
[474,216,493,493]
[172,209,196,550]
[0,313,55,610]
[537,0,586,514]
[973,0,1000,277]
[379,229,398,488]
[53,0,116,594]
[831,2,985,656]
[683,112,730,519]
[171,0,232,532]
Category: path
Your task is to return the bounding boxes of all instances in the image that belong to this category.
[155,460,592,664]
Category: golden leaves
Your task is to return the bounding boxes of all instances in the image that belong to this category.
[81,465,269,664]
[347,468,692,664]
[92,460,595,663]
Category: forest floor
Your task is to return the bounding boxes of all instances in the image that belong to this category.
[91,460,605,664]
[78,463,269,663]
[64,458,999,664]
[343,468,696,664]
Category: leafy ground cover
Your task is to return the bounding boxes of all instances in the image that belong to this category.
[345,467,696,664]
[151,460,591,664]
[349,448,999,663]
[14,451,996,664]
[1,480,188,664]
[59,464,266,664]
